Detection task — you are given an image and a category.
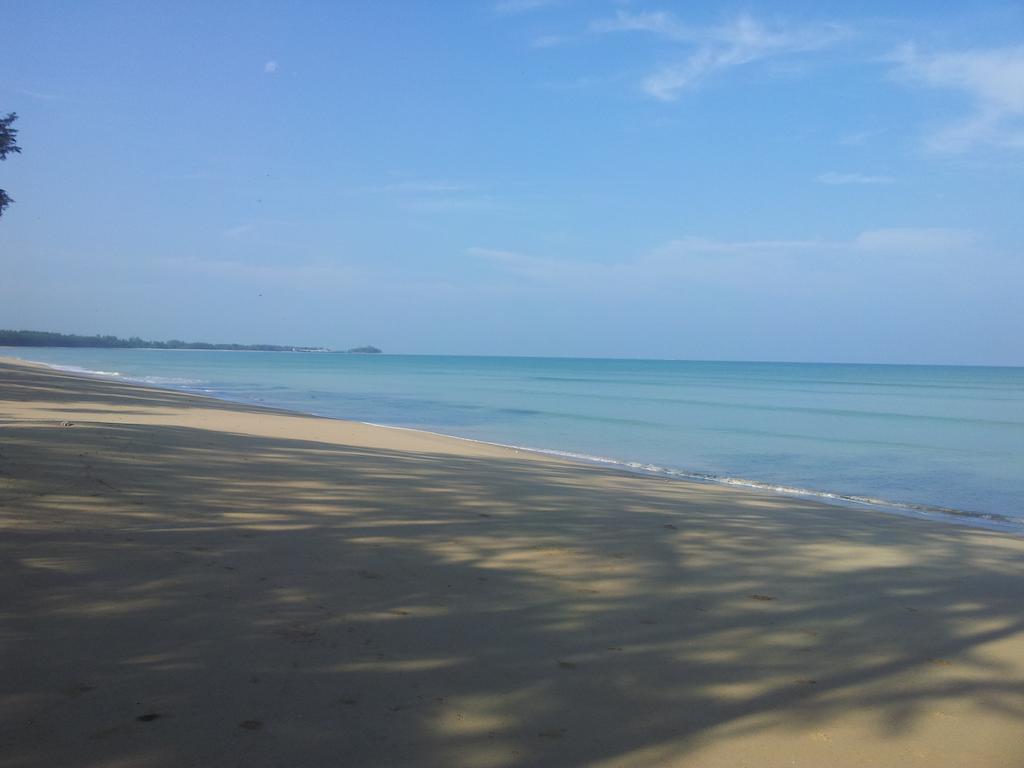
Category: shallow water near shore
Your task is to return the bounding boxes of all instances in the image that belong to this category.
[6,348,1023,532]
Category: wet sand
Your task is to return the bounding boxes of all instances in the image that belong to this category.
[1,357,1023,767]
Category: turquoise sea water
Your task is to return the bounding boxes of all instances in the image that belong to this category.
[7,348,1023,532]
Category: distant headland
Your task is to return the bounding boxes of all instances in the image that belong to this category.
[0,330,381,354]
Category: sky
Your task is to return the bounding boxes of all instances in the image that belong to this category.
[1,1,1022,364]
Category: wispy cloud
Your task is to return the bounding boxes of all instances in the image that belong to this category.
[264,60,279,74]
[890,44,1024,152]
[406,197,499,213]
[372,180,499,213]
[159,255,365,292]
[590,10,692,40]
[467,247,573,282]
[838,128,886,147]
[15,87,64,101]
[378,180,472,193]
[530,34,568,49]
[591,12,847,100]
[540,72,625,91]
[853,227,977,252]
[223,223,256,240]
[168,171,214,182]
[494,0,557,15]
[649,229,976,274]
[469,228,978,289]
[817,172,895,185]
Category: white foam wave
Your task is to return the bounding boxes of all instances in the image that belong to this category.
[363,423,1021,533]
[50,364,123,377]
[126,375,205,386]
[42,363,203,387]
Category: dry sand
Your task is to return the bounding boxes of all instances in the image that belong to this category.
[1,357,1023,767]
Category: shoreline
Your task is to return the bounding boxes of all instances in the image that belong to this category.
[9,352,1021,536]
[3,357,1024,766]
[5,344,1023,367]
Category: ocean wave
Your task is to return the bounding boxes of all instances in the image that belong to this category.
[50,364,124,377]
[363,423,1021,533]
[126,375,205,386]
[46,363,204,387]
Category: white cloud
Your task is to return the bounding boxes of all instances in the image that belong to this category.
[469,228,979,289]
[590,11,693,40]
[837,128,886,147]
[371,180,498,213]
[530,34,568,49]
[890,44,1024,152]
[379,180,471,193]
[223,223,256,240]
[467,247,578,282]
[406,197,499,213]
[817,172,894,185]
[494,0,556,15]
[171,171,213,182]
[853,227,977,253]
[15,88,63,101]
[591,12,847,100]
[154,255,373,297]
[264,60,279,74]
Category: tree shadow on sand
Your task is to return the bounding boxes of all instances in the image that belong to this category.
[2,363,1023,767]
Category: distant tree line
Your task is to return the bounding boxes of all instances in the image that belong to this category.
[0,329,339,352]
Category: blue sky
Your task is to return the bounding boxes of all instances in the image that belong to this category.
[1,1,1022,363]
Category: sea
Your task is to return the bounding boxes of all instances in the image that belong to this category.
[6,348,1023,534]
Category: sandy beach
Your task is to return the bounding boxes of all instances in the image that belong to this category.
[1,356,1023,767]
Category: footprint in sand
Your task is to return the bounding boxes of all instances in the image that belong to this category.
[539,728,566,739]
[65,683,96,697]
[91,725,131,740]
[277,625,320,643]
